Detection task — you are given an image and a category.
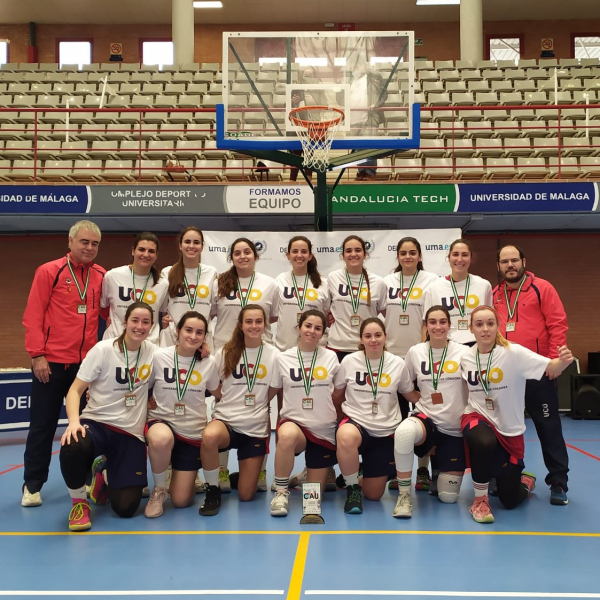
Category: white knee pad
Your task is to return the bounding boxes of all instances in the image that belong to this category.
[437,473,463,504]
[394,417,423,473]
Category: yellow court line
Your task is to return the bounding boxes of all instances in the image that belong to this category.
[1,529,600,538]
[286,532,310,600]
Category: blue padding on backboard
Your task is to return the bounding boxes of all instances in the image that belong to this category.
[216,103,421,151]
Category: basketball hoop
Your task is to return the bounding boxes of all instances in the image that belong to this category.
[288,106,344,172]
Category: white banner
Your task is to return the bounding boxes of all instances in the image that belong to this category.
[225,184,314,214]
[203,228,461,279]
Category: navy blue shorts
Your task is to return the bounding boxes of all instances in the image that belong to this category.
[221,421,268,461]
[146,420,202,472]
[410,413,467,472]
[81,419,147,489]
[337,417,395,479]
[280,420,337,470]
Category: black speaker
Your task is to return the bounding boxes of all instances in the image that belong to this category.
[571,375,600,420]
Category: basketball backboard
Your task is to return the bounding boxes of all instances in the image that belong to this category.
[216,31,419,151]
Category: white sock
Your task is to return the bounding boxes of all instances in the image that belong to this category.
[473,481,489,498]
[345,471,360,487]
[203,467,220,487]
[68,486,87,501]
[219,450,229,469]
[152,470,167,489]
[397,477,412,495]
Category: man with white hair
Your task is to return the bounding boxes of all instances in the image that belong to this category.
[21,220,105,507]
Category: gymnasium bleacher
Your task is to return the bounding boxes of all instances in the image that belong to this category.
[1,57,600,182]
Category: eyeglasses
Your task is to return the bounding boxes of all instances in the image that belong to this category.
[498,258,522,266]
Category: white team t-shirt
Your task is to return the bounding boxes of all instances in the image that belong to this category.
[212,343,280,438]
[78,338,157,441]
[334,350,414,437]
[423,274,493,345]
[327,269,387,352]
[148,347,220,442]
[272,271,330,351]
[159,264,218,347]
[405,341,470,436]
[383,270,439,358]
[101,265,169,345]
[271,346,340,445]
[211,272,278,351]
[461,343,549,436]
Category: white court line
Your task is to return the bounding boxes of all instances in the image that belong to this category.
[305,592,600,598]
[0,591,284,596]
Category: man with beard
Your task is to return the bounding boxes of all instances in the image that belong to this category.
[492,244,569,506]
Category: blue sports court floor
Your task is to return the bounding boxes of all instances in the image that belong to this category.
[1,416,599,600]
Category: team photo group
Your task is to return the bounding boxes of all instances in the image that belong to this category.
[21,220,573,531]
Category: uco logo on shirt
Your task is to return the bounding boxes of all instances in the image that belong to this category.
[356,371,391,387]
[163,368,202,386]
[289,366,328,382]
[388,287,423,300]
[232,363,267,379]
[338,285,368,298]
[443,295,480,311]
[225,288,262,302]
[118,287,158,305]
[116,364,151,384]
[467,367,504,386]
[420,360,459,376]
[176,284,210,299]
[283,287,319,301]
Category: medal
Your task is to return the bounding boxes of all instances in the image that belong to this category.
[242,344,263,407]
[183,265,201,308]
[124,393,137,407]
[476,345,496,410]
[398,271,419,315]
[123,341,142,403]
[297,348,318,409]
[345,269,365,324]
[365,352,385,415]
[174,349,197,417]
[429,343,448,406]
[506,321,516,332]
[297,312,303,323]
[131,266,151,303]
[372,402,379,415]
[399,314,409,326]
[449,275,471,324]
[458,319,469,331]
[503,275,527,334]
[67,256,90,312]
[174,403,186,416]
[237,272,256,308]
[291,271,310,312]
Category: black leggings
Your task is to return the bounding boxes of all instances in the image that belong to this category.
[59,435,143,518]
[463,422,528,510]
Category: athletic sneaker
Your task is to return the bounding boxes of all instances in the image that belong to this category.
[270,489,290,517]
[415,467,431,492]
[289,468,307,489]
[195,473,206,494]
[89,456,108,506]
[325,466,337,492]
[219,467,231,493]
[21,485,42,507]
[145,486,169,518]
[257,469,268,492]
[521,471,537,495]
[469,495,495,524]
[392,493,413,519]
[489,477,498,497]
[199,485,221,516]
[68,501,91,531]
[428,470,440,497]
[550,483,569,506]
[344,484,363,514]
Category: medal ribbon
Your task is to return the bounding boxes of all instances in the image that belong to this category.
[449,275,471,318]
[123,341,142,393]
[237,272,256,308]
[345,269,365,315]
[183,266,201,308]
[67,257,90,302]
[174,350,197,402]
[131,266,151,303]
[291,272,310,311]
[365,353,385,402]
[297,348,318,397]
[399,272,419,313]
[476,345,496,397]
[242,344,263,393]
[428,343,448,392]
[504,276,527,320]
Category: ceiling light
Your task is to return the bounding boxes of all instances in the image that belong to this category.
[193,1,223,8]
[416,0,460,5]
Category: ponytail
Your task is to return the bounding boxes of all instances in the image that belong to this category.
[287,235,322,289]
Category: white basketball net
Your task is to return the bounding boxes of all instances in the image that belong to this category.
[288,107,344,172]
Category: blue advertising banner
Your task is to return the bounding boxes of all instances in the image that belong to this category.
[0,371,67,431]
[456,182,598,213]
[0,186,90,213]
